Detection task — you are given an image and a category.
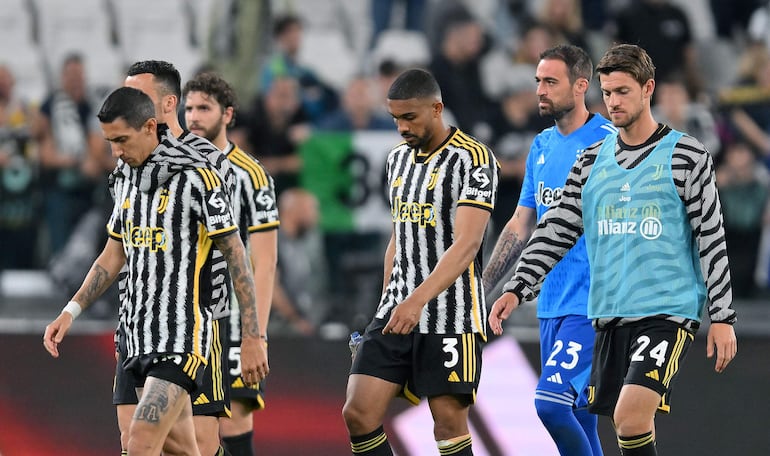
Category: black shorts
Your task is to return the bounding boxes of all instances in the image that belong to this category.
[115,320,231,417]
[350,318,484,406]
[191,318,231,417]
[588,319,694,416]
[226,341,267,410]
[123,352,207,395]
[113,326,138,405]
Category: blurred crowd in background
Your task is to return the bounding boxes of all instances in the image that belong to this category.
[1,0,770,337]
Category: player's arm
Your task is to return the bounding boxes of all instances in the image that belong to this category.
[384,206,489,335]
[685,146,737,372]
[381,228,396,296]
[482,205,537,291]
[248,229,277,339]
[213,231,268,385]
[43,238,126,357]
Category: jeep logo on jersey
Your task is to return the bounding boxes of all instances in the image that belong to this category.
[536,181,562,207]
[392,196,436,227]
[472,168,491,188]
[123,220,167,252]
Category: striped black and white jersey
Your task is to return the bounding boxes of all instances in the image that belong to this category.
[112,127,237,343]
[378,127,499,336]
[223,142,280,343]
[508,124,736,330]
[107,128,239,361]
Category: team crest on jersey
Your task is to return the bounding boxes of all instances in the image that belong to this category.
[426,169,440,190]
[651,164,664,180]
[157,189,170,214]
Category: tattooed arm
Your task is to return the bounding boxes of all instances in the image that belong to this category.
[44,238,126,357]
[482,205,538,292]
[214,231,268,385]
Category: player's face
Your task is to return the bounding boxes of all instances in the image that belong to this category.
[101,117,156,167]
[535,58,579,119]
[184,91,228,142]
[387,97,441,150]
[599,71,653,129]
[125,73,170,120]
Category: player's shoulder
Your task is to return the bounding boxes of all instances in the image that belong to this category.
[228,144,274,189]
[445,128,495,165]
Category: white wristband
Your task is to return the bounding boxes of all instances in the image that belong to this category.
[62,301,82,320]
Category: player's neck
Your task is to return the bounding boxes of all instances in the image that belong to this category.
[211,133,228,152]
[166,119,184,138]
[423,124,452,154]
[554,105,590,137]
[618,111,659,146]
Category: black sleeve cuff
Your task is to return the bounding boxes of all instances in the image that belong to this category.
[502,279,534,302]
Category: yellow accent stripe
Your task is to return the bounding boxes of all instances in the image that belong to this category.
[248,221,280,232]
[211,320,224,400]
[618,433,654,449]
[663,329,691,387]
[208,168,222,187]
[451,131,489,166]
[458,199,494,210]
[439,436,473,455]
[193,224,213,358]
[230,149,268,188]
[197,168,214,190]
[207,226,238,237]
[468,261,486,340]
[351,432,388,453]
[402,383,420,405]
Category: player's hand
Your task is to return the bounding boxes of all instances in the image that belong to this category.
[383,297,423,335]
[240,336,269,386]
[706,322,737,373]
[488,292,521,336]
[43,312,74,358]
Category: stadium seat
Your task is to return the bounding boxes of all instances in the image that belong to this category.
[297,28,358,93]
[32,0,123,90]
[110,0,203,81]
[370,29,431,70]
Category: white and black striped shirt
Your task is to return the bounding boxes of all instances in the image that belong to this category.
[223,142,280,342]
[108,129,239,360]
[507,124,736,330]
[378,127,499,335]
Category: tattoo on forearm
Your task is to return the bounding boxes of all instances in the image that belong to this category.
[134,378,183,424]
[217,235,260,338]
[483,228,527,290]
[76,264,112,305]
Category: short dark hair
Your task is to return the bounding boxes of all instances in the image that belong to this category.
[97,86,155,129]
[182,72,238,126]
[596,44,656,87]
[126,60,182,99]
[273,14,301,38]
[387,68,441,101]
[540,44,593,83]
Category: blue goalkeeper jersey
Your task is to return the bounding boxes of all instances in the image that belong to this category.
[519,114,615,318]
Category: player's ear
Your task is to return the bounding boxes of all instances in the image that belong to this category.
[433,101,443,117]
[144,117,158,135]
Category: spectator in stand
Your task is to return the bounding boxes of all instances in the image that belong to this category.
[317,75,393,132]
[486,77,551,239]
[653,74,722,157]
[536,0,591,54]
[31,53,107,257]
[232,75,311,196]
[719,44,770,164]
[613,0,702,96]
[0,64,41,269]
[428,3,495,138]
[260,14,338,124]
[271,188,328,336]
[716,141,770,298]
